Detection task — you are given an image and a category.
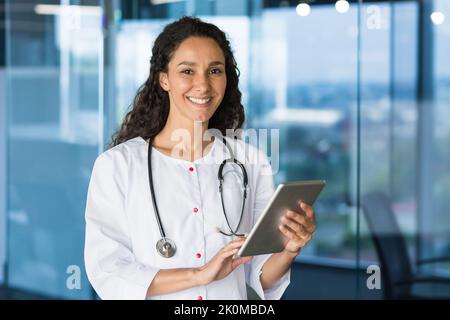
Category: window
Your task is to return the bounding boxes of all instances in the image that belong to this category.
[4,0,102,298]
[2,0,449,299]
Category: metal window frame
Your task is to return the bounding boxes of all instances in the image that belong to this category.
[0,0,7,287]
[416,0,435,268]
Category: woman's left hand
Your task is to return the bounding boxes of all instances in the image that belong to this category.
[278,201,316,255]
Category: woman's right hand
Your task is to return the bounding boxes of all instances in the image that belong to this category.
[195,237,253,286]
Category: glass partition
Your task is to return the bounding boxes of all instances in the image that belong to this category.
[422,0,450,276]
[1,0,450,300]
[359,0,450,299]
[4,0,103,298]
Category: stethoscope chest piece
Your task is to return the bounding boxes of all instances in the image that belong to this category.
[156,238,177,258]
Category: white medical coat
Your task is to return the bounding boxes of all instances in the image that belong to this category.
[84,135,290,300]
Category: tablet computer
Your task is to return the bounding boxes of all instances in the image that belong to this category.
[236,180,326,257]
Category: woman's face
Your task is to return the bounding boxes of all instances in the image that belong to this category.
[159,36,227,124]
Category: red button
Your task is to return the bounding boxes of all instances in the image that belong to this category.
[197,296,203,300]
[193,207,199,213]
[189,167,194,172]
[196,253,201,258]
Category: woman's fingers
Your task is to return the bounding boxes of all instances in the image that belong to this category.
[210,237,248,264]
[299,201,315,222]
[221,248,239,259]
[285,209,316,233]
[281,216,309,237]
[219,240,245,259]
[222,238,246,252]
[231,256,253,269]
[279,224,297,240]
[287,210,307,225]
[279,223,309,242]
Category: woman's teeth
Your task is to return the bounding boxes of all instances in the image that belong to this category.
[188,97,211,104]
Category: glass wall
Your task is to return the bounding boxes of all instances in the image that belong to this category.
[3,0,103,298]
[359,0,450,298]
[113,1,361,269]
[418,0,450,275]
[1,0,449,299]
[248,4,359,264]
[359,1,419,262]
[0,0,6,286]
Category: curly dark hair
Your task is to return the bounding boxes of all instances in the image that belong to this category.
[110,16,245,147]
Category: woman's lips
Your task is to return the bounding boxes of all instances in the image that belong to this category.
[186,96,213,107]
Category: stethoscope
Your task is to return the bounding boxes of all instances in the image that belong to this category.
[147,136,248,258]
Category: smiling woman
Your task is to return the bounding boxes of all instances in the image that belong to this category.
[110,16,245,149]
[83,16,310,300]
[158,36,227,125]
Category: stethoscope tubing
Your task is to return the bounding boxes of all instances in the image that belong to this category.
[147,135,248,258]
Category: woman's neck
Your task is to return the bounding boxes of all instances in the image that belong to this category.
[153,117,214,162]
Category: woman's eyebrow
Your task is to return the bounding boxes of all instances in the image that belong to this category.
[176,61,225,67]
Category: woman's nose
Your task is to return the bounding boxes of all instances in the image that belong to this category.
[193,74,211,91]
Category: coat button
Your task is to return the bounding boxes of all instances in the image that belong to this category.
[197,295,203,300]
[196,253,201,259]
[193,207,199,213]
[189,167,194,172]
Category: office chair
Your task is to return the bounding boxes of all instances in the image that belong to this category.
[361,192,450,299]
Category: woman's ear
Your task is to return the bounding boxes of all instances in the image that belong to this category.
[159,72,170,92]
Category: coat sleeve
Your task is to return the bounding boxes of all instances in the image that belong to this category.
[84,150,159,300]
[245,148,291,300]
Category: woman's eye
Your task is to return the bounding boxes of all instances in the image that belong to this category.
[210,68,222,74]
[180,68,222,75]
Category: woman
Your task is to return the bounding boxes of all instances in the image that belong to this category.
[84,16,316,300]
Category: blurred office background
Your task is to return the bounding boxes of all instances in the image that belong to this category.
[0,0,449,299]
